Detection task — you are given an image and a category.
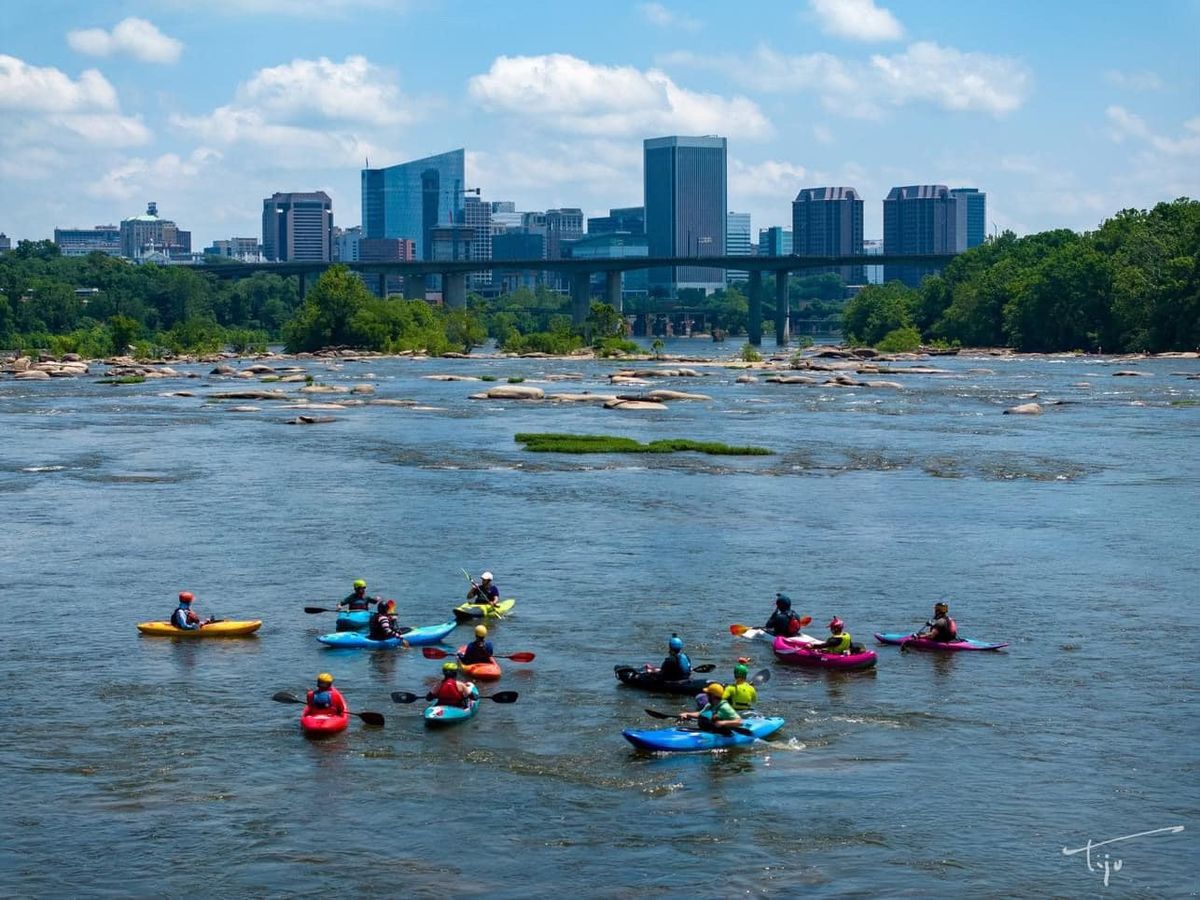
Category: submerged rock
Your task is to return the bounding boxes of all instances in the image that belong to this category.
[604,398,667,410]
[284,415,336,425]
[735,374,758,383]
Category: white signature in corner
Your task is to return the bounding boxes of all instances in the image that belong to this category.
[1062,825,1185,887]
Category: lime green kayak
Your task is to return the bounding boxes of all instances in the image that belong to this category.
[453,599,515,622]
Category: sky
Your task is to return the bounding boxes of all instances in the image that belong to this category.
[2,0,1198,248]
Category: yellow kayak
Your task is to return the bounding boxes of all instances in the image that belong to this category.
[136,619,263,637]
[453,599,515,623]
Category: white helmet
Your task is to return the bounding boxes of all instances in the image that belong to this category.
[481,571,494,581]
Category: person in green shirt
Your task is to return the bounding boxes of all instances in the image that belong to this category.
[680,683,744,729]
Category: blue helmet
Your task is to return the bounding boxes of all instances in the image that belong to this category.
[775,593,792,610]
[668,635,684,651]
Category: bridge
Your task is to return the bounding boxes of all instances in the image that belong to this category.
[204,253,956,345]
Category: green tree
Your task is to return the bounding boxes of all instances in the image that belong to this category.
[443,307,487,352]
[841,282,917,345]
[108,314,140,355]
[282,264,372,351]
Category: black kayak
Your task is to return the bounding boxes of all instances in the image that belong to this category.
[614,665,708,696]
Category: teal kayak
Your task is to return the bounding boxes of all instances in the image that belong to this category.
[318,620,457,649]
[423,685,480,727]
[622,715,785,752]
[335,610,371,631]
[874,632,1009,651]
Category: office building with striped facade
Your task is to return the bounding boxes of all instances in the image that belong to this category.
[792,187,864,284]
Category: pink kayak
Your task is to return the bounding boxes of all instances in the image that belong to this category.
[773,635,878,670]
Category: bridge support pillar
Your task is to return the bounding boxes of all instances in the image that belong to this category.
[748,270,762,345]
[298,272,307,300]
[378,273,387,297]
[443,272,467,309]
[605,270,623,312]
[775,270,790,346]
[404,273,426,300]
[571,272,592,325]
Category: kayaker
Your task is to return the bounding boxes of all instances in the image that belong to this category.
[680,683,744,729]
[917,602,958,643]
[459,625,495,665]
[368,599,404,641]
[763,593,804,636]
[170,592,205,631]
[809,617,853,654]
[305,672,347,717]
[433,662,474,708]
[466,571,500,607]
[722,663,758,711]
[645,635,692,681]
[338,579,373,612]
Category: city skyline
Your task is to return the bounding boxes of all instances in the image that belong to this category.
[2,1,1197,248]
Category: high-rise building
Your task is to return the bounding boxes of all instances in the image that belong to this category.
[726,212,752,283]
[492,231,546,293]
[758,227,792,257]
[361,149,465,261]
[950,188,987,248]
[461,195,493,288]
[430,224,474,263]
[587,206,645,236]
[203,237,262,262]
[54,225,121,257]
[882,185,965,287]
[0,233,10,253]
[644,135,727,295]
[792,187,864,284]
[261,192,333,262]
[568,233,649,299]
[120,202,191,260]
[862,239,884,284]
[332,226,361,262]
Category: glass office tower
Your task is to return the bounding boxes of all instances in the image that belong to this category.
[361,149,465,261]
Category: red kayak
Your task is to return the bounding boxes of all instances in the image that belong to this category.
[773,635,878,671]
[457,645,502,681]
[300,709,350,735]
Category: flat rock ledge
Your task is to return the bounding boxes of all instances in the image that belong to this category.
[1003,403,1043,415]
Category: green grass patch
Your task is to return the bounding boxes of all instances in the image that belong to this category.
[480,374,498,382]
[507,376,525,383]
[95,375,146,384]
[1170,399,1200,407]
[514,432,771,455]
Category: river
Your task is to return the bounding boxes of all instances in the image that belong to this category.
[1,344,1196,897]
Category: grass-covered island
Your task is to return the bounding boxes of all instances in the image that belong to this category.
[514,433,772,455]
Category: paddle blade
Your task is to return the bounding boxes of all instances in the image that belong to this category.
[798,616,812,627]
[692,663,716,674]
[303,607,332,614]
[357,711,385,727]
[729,624,750,635]
[390,691,420,703]
[751,668,771,685]
[487,691,519,703]
[503,652,536,662]
[643,708,676,720]
[421,646,451,659]
[272,691,303,704]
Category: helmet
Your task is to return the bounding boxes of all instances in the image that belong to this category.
[353,580,366,589]
[734,663,749,678]
[442,661,459,675]
[317,672,333,685]
[934,602,949,614]
[668,636,684,651]
[481,571,493,581]
[377,599,389,612]
[475,625,488,638]
[775,593,792,609]
[178,591,194,603]
[829,617,844,632]
[704,682,725,699]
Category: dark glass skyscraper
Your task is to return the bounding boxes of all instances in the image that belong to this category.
[792,186,864,284]
[644,135,727,295]
[361,149,465,260]
[883,185,965,287]
[950,187,987,248]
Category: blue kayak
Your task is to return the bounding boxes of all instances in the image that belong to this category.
[622,715,785,752]
[874,632,1009,651]
[423,685,480,727]
[317,620,457,649]
[335,610,371,631]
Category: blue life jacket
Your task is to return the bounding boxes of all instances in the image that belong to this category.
[311,690,332,709]
[171,605,199,630]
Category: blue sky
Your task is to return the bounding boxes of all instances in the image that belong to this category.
[2,0,1197,247]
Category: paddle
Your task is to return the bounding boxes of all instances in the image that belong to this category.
[730,616,812,637]
[390,690,519,704]
[642,707,755,737]
[304,606,338,614]
[271,691,385,726]
[421,646,535,663]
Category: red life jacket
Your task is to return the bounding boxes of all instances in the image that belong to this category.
[785,614,801,636]
[436,678,469,708]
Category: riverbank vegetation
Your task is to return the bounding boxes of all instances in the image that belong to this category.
[514,433,772,455]
[2,200,1195,357]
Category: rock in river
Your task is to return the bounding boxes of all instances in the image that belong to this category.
[1003,403,1043,415]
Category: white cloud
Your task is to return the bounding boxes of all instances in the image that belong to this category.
[1106,106,1200,157]
[86,149,220,201]
[67,18,183,64]
[809,0,903,42]
[0,54,118,111]
[1104,69,1164,91]
[235,56,410,126]
[468,54,772,139]
[639,3,702,32]
[730,159,809,200]
[663,42,1031,118]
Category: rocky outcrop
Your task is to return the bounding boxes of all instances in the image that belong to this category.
[209,390,289,401]
[14,369,51,380]
[603,398,666,410]
[735,374,758,383]
[765,375,819,384]
[1003,403,1043,415]
[424,374,480,382]
[547,392,618,403]
[469,385,545,400]
[299,384,349,394]
[644,389,712,401]
[1113,371,1152,377]
[350,384,375,394]
[284,415,336,424]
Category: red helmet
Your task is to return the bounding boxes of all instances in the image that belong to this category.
[179,591,194,603]
[828,617,844,632]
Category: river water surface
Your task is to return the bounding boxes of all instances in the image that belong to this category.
[1,344,1196,897]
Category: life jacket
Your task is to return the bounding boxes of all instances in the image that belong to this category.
[661,651,691,680]
[702,700,738,723]
[933,617,957,641]
[310,689,332,709]
[826,632,852,653]
[785,614,802,636]
[724,681,757,711]
[436,678,470,708]
[461,640,493,664]
[171,606,199,629]
[347,593,369,611]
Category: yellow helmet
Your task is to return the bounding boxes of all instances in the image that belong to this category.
[704,682,725,699]
[353,579,366,589]
[317,672,333,685]
[474,625,488,638]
